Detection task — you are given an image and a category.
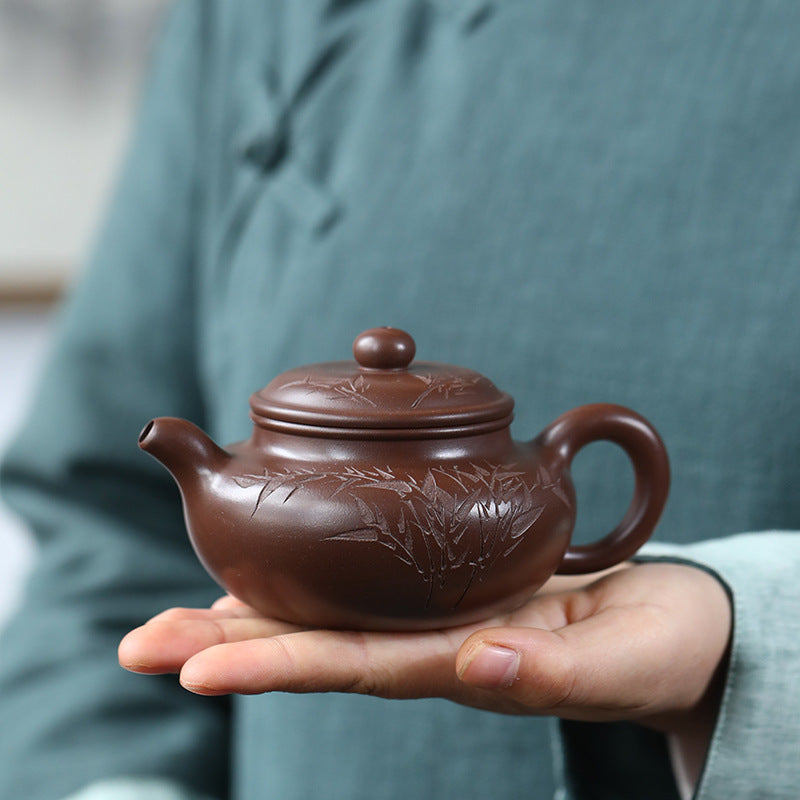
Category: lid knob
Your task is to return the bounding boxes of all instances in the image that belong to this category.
[353,327,416,370]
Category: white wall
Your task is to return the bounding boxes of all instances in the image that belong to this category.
[0,0,166,292]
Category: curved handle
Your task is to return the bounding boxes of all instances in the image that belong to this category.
[538,403,670,575]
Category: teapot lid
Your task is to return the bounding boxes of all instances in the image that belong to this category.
[249,328,514,438]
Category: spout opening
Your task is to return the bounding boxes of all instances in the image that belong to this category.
[137,417,231,483]
[139,420,155,447]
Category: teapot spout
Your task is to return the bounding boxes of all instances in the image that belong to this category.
[138,417,231,492]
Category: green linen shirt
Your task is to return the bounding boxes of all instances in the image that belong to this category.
[1,2,798,799]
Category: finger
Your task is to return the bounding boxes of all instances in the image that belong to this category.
[455,609,666,719]
[178,628,469,698]
[148,604,264,623]
[173,584,601,699]
[456,595,723,722]
[119,616,302,674]
[211,594,252,611]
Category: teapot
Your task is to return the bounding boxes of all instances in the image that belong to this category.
[139,327,669,630]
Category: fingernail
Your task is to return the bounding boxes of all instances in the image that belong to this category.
[458,644,520,689]
[180,671,226,696]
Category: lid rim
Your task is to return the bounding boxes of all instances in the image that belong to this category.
[249,393,515,429]
[249,413,515,440]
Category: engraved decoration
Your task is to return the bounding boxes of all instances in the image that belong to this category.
[276,372,487,409]
[278,374,377,406]
[408,373,486,407]
[235,462,572,606]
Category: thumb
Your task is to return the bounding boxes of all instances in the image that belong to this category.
[455,606,679,720]
[455,626,579,712]
[454,565,730,723]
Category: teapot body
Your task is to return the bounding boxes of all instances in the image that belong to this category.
[185,427,576,630]
[140,329,669,631]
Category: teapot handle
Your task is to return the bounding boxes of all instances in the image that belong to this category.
[537,403,670,574]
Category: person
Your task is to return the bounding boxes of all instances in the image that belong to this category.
[1,2,798,798]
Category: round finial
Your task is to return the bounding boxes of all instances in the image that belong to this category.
[353,327,416,370]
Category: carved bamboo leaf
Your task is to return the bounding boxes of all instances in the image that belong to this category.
[325,527,379,542]
[421,470,438,501]
[501,537,527,558]
[550,482,571,507]
[233,474,265,488]
[352,495,390,541]
[361,480,416,495]
[454,488,483,524]
[330,476,363,496]
[509,504,545,538]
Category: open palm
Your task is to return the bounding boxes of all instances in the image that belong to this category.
[120,562,730,735]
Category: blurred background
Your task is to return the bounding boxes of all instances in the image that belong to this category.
[0,0,167,626]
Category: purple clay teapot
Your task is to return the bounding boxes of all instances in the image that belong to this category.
[139,328,669,631]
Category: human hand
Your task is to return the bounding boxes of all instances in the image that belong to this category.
[119,562,730,740]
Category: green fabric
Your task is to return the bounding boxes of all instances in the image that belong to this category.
[1,1,799,799]
[625,534,800,800]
